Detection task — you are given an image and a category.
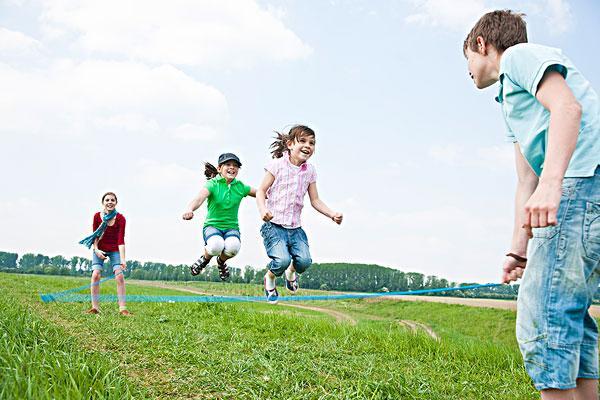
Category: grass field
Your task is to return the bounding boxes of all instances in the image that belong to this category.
[0,273,540,399]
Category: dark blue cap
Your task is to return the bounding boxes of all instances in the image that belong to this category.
[218,153,242,166]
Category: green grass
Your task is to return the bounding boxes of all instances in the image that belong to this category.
[1,273,539,399]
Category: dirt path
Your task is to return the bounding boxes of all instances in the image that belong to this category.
[282,303,357,325]
[130,280,358,325]
[397,320,439,341]
[380,295,600,318]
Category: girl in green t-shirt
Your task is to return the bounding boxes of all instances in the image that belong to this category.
[182,153,256,280]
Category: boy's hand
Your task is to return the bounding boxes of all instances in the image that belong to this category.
[522,180,562,237]
[261,210,273,222]
[331,212,343,225]
[501,255,526,283]
[182,211,194,220]
[120,262,127,271]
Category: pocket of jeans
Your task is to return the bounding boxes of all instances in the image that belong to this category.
[260,223,280,252]
[583,202,600,261]
[298,228,309,246]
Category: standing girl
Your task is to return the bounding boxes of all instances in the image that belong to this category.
[79,192,129,315]
[257,125,343,304]
[183,153,256,280]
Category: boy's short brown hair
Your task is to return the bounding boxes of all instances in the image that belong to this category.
[463,10,528,56]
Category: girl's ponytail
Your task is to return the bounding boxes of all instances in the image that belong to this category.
[204,162,218,179]
[269,131,289,159]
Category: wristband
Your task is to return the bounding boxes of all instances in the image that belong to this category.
[506,252,527,263]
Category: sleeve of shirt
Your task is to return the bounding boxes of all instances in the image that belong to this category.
[265,159,278,177]
[117,215,126,245]
[309,165,317,184]
[204,178,215,196]
[92,213,100,231]
[503,119,517,143]
[504,45,568,96]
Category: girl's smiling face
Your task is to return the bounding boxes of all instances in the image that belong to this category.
[102,194,117,212]
[287,134,315,165]
[218,161,240,181]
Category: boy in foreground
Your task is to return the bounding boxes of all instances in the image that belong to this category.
[464,10,600,399]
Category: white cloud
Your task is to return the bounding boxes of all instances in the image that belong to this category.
[40,0,312,68]
[0,60,228,139]
[405,0,487,32]
[544,0,573,34]
[0,27,42,59]
[0,27,40,52]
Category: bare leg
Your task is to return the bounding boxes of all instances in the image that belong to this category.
[541,389,574,400]
[115,269,126,309]
[90,269,101,310]
[574,378,598,400]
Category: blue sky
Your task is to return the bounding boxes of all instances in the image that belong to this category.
[1,0,599,283]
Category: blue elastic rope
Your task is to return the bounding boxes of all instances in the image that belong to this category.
[40,271,123,303]
[40,281,503,304]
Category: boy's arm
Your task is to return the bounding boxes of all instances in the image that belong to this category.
[524,70,581,229]
[257,172,275,221]
[248,187,257,198]
[503,144,537,283]
[307,182,343,224]
[182,188,210,220]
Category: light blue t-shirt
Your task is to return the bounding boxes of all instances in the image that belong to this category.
[496,43,600,177]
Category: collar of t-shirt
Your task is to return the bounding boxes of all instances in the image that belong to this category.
[284,152,308,171]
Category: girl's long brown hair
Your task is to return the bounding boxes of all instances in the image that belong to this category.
[204,162,219,179]
[270,125,315,159]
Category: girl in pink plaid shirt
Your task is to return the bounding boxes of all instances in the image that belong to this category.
[256,125,343,304]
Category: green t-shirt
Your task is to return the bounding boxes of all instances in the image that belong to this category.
[204,176,251,230]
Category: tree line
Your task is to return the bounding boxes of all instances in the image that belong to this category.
[0,250,524,299]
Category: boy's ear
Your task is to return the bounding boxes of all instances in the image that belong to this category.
[476,36,487,55]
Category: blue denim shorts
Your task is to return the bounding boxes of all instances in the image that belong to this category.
[260,222,312,276]
[203,226,241,244]
[516,167,600,390]
[91,251,122,271]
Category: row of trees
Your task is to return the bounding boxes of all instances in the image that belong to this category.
[1,250,520,299]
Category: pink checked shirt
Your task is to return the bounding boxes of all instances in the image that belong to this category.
[265,153,317,228]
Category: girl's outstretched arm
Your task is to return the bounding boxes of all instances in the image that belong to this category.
[257,172,275,221]
[307,182,343,225]
[182,188,210,220]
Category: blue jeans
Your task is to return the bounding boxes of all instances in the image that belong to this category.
[517,167,600,390]
[91,251,122,271]
[260,222,312,276]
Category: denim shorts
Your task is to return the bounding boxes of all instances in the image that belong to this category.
[203,226,241,244]
[516,167,600,390]
[91,251,122,271]
[260,222,312,276]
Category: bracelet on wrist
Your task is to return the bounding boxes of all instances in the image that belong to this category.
[506,252,527,263]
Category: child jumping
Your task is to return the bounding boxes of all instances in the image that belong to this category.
[464,10,600,399]
[79,192,130,316]
[183,153,255,280]
[257,125,343,304]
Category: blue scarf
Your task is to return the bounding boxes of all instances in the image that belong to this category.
[79,210,118,249]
